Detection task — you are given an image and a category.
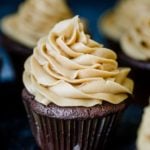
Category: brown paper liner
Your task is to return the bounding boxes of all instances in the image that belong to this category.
[117,50,150,107]
[23,98,123,150]
[1,32,32,83]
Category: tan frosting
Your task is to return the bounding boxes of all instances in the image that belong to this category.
[23,16,133,107]
[100,0,150,41]
[1,0,72,48]
[137,105,150,150]
[121,16,150,61]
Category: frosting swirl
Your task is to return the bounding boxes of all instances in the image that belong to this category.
[23,16,133,107]
[100,0,150,41]
[1,0,72,48]
[137,105,150,150]
[121,16,150,61]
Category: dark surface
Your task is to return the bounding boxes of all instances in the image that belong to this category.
[0,0,145,150]
[0,56,2,75]
[105,38,120,52]
[0,117,38,150]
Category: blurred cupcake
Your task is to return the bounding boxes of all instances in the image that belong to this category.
[0,0,73,80]
[22,16,134,150]
[99,0,150,49]
[137,104,150,150]
[118,16,150,106]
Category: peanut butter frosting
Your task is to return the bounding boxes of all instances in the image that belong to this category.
[23,16,133,107]
[121,16,150,61]
[137,105,150,150]
[100,0,150,41]
[1,0,72,48]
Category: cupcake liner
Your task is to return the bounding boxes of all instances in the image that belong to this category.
[23,99,122,150]
[118,50,150,106]
[1,33,32,83]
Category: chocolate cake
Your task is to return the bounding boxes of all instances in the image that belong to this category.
[22,88,126,119]
[22,88,126,150]
[22,16,134,150]
[1,32,32,82]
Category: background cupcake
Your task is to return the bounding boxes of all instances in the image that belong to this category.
[22,16,134,149]
[0,0,73,81]
[99,0,150,50]
[118,16,150,106]
[137,104,150,150]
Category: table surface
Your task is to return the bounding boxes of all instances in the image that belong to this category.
[0,0,144,149]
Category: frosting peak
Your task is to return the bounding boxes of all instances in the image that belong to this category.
[1,0,72,47]
[23,16,133,107]
[100,0,150,41]
[121,16,150,60]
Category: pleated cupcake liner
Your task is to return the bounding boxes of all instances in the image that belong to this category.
[1,33,32,84]
[23,99,123,150]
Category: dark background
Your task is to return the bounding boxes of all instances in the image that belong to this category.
[0,0,143,149]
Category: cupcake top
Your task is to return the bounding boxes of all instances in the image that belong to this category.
[23,16,133,107]
[137,104,150,150]
[121,16,150,61]
[1,0,72,48]
[100,0,150,42]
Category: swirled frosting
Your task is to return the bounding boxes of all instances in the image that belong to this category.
[100,0,150,41]
[23,16,133,107]
[121,16,150,60]
[1,0,72,48]
[137,105,150,150]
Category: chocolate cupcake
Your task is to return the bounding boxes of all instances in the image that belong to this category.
[118,16,150,106]
[99,0,150,50]
[0,0,73,80]
[137,104,150,150]
[22,16,134,150]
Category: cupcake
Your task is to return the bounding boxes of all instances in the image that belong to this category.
[22,16,134,149]
[99,0,150,49]
[118,16,150,106]
[137,104,150,150]
[0,0,72,80]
